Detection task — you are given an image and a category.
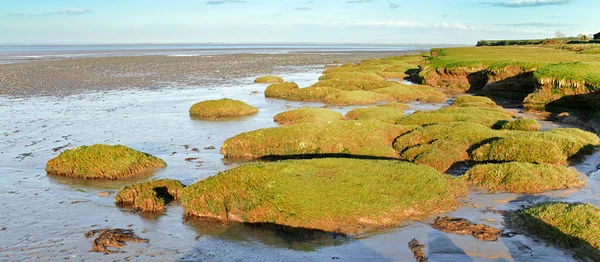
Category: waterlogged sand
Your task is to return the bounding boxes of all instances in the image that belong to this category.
[1,59,600,261]
[0,51,414,97]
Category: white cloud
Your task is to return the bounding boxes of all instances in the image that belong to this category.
[58,8,92,14]
[356,21,476,31]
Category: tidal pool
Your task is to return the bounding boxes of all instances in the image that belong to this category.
[0,66,598,261]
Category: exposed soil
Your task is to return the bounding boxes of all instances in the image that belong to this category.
[85,228,149,255]
[431,216,502,241]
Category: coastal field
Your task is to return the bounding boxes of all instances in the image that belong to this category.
[2,45,600,261]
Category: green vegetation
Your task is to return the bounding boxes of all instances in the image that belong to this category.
[115,179,185,212]
[509,202,600,260]
[344,106,405,124]
[221,120,415,159]
[254,75,284,83]
[452,95,497,108]
[371,83,446,103]
[46,144,167,179]
[273,108,344,126]
[264,82,392,106]
[378,102,410,109]
[189,98,259,119]
[471,137,567,165]
[181,158,467,235]
[500,118,541,131]
[463,162,584,193]
[393,122,599,172]
[395,106,514,127]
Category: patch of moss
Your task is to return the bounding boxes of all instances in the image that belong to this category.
[311,77,395,91]
[509,202,600,261]
[452,96,497,108]
[471,137,568,165]
[273,108,344,126]
[378,102,411,109]
[115,179,185,212]
[46,144,166,180]
[221,120,415,159]
[189,98,259,119]
[463,162,584,193]
[372,83,446,103]
[255,75,284,83]
[395,106,514,127]
[264,82,392,106]
[500,118,541,131]
[324,90,393,106]
[181,158,468,235]
[344,106,405,124]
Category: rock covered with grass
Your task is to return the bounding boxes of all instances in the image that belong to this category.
[345,106,406,124]
[463,162,585,193]
[115,179,185,212]
[189,98,258,119]
[471,137,568,165]
[46,144,166,179]
[452,96,497,108]
[273,108,344,126]
[500,118,541,131]
[181,158,467,235]
[509,202,600,261]
[254,75,284,83]
[221,120,415,159]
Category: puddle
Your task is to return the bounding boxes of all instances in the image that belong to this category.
[0,67,598,261]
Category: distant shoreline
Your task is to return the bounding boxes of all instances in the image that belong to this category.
[0,51,420,97]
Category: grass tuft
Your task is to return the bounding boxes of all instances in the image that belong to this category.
[255,75,284,83]
[500,118,541,131]
[181,158,467,235]
[273,108,344,126]
[471,137,567,165]
[115,179,185,212]
[189,98,258,119]
[46,144,166,179]
[452,96,497,108]
[345,106,405,124]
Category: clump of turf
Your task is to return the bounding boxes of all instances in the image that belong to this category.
[46,144,166,179]
[471,137,568,165]
[500,118,541,131]
[254,75,284,83]
[372,83,446,103]
[463,162,585,193]
[379,102,411,109]
[181,158,468,235]
[115,179,185,212]
[452,96,497,108]
[265,82,392,106]
[395,106,514,128]
[393,122,599,172]
[508,202,600,261]
[345,106,405,124]
[189,98,258,119]
[221,120,415,159]
[273,108,344,126]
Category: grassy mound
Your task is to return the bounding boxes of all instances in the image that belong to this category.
[265,82,392,106]
[115,179,185,212]
[46,144,166,179]
[371,83,446,103]
[379,102,410,109]
[452,96,497,108]
[189,98,258,119]
[221,120,415,159]
[500,118,541,131]
[254,75,284,83]
[509,202,600,260]
[393,122,599,172]
[395,106,514,127]
[273,108,344,126]
[463,163,584,193]
[181,158,468,235]
[471,137,568,165]
[311,77,395,91]
[345,106,405,124]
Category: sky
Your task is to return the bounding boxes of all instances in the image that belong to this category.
[0,0,598,45]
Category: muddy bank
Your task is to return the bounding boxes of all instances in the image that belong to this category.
[0,51,416,97]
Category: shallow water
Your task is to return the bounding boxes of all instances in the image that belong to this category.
[0,66,598,262]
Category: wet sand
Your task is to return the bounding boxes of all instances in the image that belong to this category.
[0,51,415,97]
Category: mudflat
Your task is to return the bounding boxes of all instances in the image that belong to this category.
[0,51,415,97]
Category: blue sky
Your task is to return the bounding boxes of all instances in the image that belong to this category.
[0,0,598,44]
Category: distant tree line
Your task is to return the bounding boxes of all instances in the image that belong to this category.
[477,31,600,46]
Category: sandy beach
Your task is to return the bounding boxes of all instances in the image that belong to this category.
[0,51,416,97]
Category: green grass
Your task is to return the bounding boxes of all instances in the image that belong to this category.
[273,108,344,126]
[264,82,392,106]
[180,158,467,235]
[345,106,405,124]
[189,98,259,119]
[371,83,446,103]
[509,202,600,261]
[378,102,410,109]
[471,137,567,165]
[452,95,497,108]
[46,144,167,179]
[393,122,599,171]
[395,106,514,127]
[255,75,284,83]
[221,120,415,159]
[500,118,541,131]
[115,179,185,212]
[463,162,584,194]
